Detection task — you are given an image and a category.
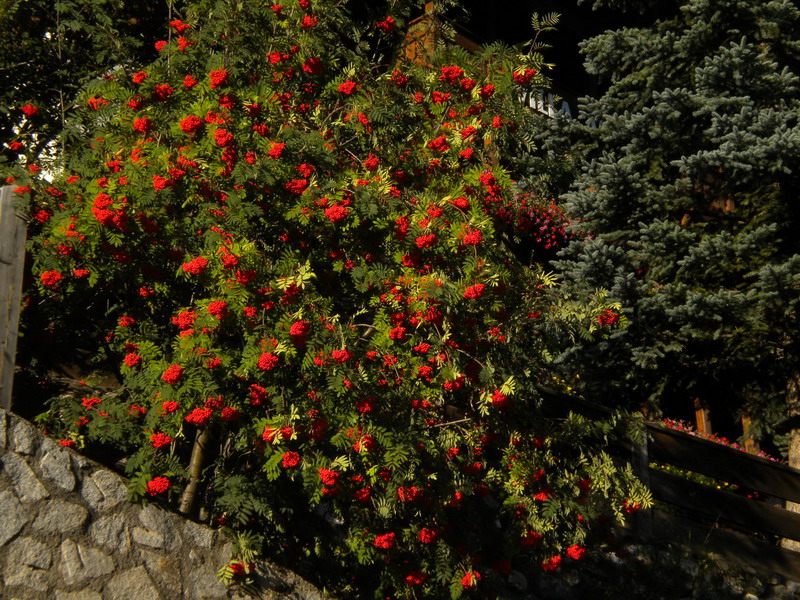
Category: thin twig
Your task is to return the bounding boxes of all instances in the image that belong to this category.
[432,417,472,428]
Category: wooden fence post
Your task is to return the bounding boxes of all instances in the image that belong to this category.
[632,429,653,536]
[693,397,712,435]
[741,411,760,454]
[0,186,26,411]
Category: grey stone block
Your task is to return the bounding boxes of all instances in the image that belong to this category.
[216,542,233,567]
[4,537,52,592]
[3,564,49,592]
[0,490,29,546]
[70,450,93,473]
[104,566,161,600]
[10,419,37,455]
[1,453,49,502]
[39,445,76,492]
[90,514,130,554]
[132,526,164,549]
[184,563,228,599]
[60,539,114,585]
[56,590,104,600]
[33,499,89,534]
[138,547,182,597]
[81,470,127,512]
[6,536,52,568]
[139,504,179,549]
[181,520,214,549]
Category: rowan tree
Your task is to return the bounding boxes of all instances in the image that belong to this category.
[9,0,650,596]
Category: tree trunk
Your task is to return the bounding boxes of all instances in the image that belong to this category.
[179,426,212,518]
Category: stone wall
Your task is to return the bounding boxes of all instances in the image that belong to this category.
[0,408,324,600]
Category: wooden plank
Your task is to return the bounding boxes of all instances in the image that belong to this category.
[650,509,800,581]
[0,186,26,411]
[648,425,800,504]
[649,468,800,541]
[454,32,481,53]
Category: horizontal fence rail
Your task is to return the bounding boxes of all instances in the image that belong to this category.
[647,426,800,504]
[648,468,800,541]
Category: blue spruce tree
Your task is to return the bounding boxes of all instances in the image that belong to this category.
[553,0,800,461]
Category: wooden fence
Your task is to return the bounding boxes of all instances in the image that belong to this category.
[0,186,26,411]
[538,386,800,579]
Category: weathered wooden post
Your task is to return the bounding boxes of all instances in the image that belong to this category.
[0,186,26,411]
[632,428,653,537]
[693,397,713,436]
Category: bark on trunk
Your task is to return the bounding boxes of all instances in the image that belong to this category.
[179,426,213,518]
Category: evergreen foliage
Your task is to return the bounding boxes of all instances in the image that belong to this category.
[7,0,651,597]
[553,0,800,441]
[0,0,167,161]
